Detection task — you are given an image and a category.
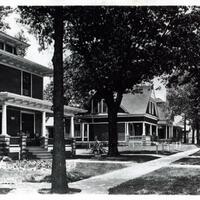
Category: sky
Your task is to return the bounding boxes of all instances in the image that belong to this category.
[4,10,167,101]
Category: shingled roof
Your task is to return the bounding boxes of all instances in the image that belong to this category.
[120,86,153,115]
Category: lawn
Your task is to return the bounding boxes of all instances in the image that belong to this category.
[173,157,200,165]
[109,167,200,195]
[0,154,158,194]
[75,154,158,162]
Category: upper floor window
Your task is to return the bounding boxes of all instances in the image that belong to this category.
[5,44,13,53]
[0,42,4,50]
[92,99,108,114]
[147,101,157,116]
[22,72,31,97]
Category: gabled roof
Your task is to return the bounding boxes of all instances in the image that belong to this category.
[156,100,171,121]
[120,85,153,115]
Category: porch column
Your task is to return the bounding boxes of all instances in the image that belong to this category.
[1,104,7,136]
[0,103,10,156]
[156,125,158,137]
[42,111,47,137]
[171,125,174,138]
[41,111,48,149]
[70,116,74,138]
[142,122,146,136]
[165,125,168,139]
[150,124,152,136]
[125,122,129,142]
[81,123,85,141]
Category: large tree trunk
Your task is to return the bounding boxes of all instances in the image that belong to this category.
[107,105,119,156]
[51,7,68,194]
[192,127,195,144]
[183,115,187,143]
[106,92,122,157]
[196,119,200,145]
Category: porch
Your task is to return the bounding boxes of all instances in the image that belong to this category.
[0,92,86,157]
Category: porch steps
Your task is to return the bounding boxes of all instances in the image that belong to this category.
[26,147,52,159]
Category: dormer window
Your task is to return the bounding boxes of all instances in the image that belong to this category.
[91,99,108,114]
[147,101,157,116]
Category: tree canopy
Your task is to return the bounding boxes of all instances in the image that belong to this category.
[64,6,200,155]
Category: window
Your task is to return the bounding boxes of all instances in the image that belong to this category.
[5,44,13,53]
[22,72,31,96]
[0,42,4,50]
[84,124,88,137]
[102,99,108,113]
[74,124,81,137]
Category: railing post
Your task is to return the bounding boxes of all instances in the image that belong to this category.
[41,137,48,150]
[20,135,27,160]
[0,135,10,156]
[142,135,146,146]
[71,138,76,156]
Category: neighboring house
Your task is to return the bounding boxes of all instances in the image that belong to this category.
[156,98,174,140]
[75,85,173,145]
[0,32,85,155]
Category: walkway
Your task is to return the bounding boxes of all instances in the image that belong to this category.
[69,147,200,194]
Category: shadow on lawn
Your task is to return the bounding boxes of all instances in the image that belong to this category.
[38,187,81,194]
[0,188,14,194]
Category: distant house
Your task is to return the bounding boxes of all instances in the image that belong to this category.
[0,31,85,156]
[75,85,174,145]
[156,98,174,140]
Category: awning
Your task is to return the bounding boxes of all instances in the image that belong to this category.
[0,92,87,116]
[0,49,53,76]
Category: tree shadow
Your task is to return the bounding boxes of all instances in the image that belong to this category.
[38,187,81,194]
[0,188,14,194]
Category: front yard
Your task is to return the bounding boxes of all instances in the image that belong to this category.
[0,153,157,194]
[109,166,200,195]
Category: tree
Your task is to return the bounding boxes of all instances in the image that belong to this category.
[15,30,29,57]
[0,6,12,30]
[65,6,200,156]
[167,84,192,143]
[44,56,90,108]
[18,6,68,193]
[167,69,200,144]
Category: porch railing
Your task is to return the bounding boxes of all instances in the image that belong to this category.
[10,137,20,145]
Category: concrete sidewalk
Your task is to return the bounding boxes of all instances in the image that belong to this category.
[69,147,200,194]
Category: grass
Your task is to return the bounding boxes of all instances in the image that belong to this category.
[120,150,175,156]
[191,150,200,156]
[75,154,158,162]
[174,158,200,165]
[109,167,200,195]
[0,159,128,185]
[0,188,13,194]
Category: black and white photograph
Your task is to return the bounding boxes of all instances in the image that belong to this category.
[0,2,200,198]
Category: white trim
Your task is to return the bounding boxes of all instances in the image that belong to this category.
[30,73,33,97]
[0,61,44,78]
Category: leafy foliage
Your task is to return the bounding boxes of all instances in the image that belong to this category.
[14,30,29,57]
[0,6,12,30]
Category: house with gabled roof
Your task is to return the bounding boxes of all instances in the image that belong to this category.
[75,85,173,145]
[0,31,86,158]
[156,98,174,140]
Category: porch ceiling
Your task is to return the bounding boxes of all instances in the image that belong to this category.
[0,92,87,116]
[0,49,52,76]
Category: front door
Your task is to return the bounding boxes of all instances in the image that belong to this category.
[22,113,37,146]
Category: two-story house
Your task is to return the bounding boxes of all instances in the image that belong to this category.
[75,85,169,146]
[0,31,85,156]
